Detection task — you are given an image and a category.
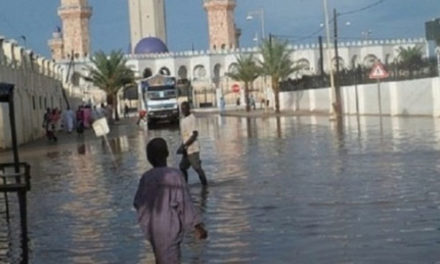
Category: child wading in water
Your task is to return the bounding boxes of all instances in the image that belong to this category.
[134,138,207,263]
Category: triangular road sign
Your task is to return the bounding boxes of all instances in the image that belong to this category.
[369,62,389,80]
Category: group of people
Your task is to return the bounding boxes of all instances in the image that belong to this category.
[42,108,62,141]
[134,101,208,263]
[42,103,112,141]
[233,95,267,110]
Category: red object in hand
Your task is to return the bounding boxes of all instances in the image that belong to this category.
[139,110,147,118]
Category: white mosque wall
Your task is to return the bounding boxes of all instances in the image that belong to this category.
[280,77,440,117]
[127,38,428,83]
[0,37,83,149]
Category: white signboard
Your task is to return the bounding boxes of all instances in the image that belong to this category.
[92,118,110,137]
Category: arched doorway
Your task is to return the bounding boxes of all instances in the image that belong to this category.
[363,54,378,68]
[213,63,222,88]
[177,66,192,102]
[159,67,171,76]
[143,68,152,78]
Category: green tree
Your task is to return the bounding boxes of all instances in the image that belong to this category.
[226,54,260,112]
[259,37,299,113]
[397,46,424,78]
[88,50,134,121]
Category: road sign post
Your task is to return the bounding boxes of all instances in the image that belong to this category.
[369,62,389,117]
[369,62,389,135]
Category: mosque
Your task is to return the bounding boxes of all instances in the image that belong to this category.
[48,0,428,109]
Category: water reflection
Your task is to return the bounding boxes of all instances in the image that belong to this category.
[1,114,438,263]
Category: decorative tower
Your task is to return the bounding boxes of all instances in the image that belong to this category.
[56,0,92,60]
[48,27,64,61]
[128,0,167,53]
[204,0,239,50]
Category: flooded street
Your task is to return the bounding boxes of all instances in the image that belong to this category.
[2,115,440,263]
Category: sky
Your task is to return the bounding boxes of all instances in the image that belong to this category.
[0,0,439,57]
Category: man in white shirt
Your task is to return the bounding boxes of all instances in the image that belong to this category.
[177,102,208,186]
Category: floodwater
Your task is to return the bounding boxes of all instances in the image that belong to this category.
[2,115,440,263]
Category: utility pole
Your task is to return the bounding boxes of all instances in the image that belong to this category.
[322,0,337,118]
[333,8,342,117]
[318,36,324,76]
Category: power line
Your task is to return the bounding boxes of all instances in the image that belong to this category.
[273,27,324,41]
[339,0,387,16]
[272,0,388,43]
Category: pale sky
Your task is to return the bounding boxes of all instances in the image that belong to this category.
[0,0,438,57]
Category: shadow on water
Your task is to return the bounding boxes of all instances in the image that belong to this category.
[147,122,180,131]
[246,118,259,139]
[276,116,282,138]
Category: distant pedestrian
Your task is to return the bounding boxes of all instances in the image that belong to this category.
[236,97,240,106]
[43,108,56,141]
[63,107,75,133]
[49,108,59,141]
[106,104,113,124]
[91,106,100,122]
[76,106,84,134]
[136,109,147,125]
[220,96,225,112]
[250,95,256,110]
[52,108,61,131]
[134,138,207,264]
[82,106,92,128]
[99,103,106,118]
[124,104,129,118]
[177,101,208,186]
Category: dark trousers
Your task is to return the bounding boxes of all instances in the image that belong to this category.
[179,152,207,185]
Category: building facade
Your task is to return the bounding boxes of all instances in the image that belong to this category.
[125,38,428,107]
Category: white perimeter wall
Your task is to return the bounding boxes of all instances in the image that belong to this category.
[280,77,440,117]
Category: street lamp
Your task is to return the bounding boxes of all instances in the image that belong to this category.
[246,8,265,40]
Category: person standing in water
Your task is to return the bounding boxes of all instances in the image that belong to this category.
[177,102,208,186]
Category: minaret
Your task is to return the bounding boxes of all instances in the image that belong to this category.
[204,0,239,50]
[128,0,167,52]
[48,27,64,61]
[56,0,92,60]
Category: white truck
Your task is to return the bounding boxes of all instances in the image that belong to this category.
[140,74,179,126]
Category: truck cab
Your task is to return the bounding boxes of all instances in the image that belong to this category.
[140,74,179,126]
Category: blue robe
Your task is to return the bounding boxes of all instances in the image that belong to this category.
[134,167,201,264]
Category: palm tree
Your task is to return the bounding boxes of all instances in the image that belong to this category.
[226,54,260,112]
[88,50,134,121]
[259,37,299,113]
[397,46,424,78]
